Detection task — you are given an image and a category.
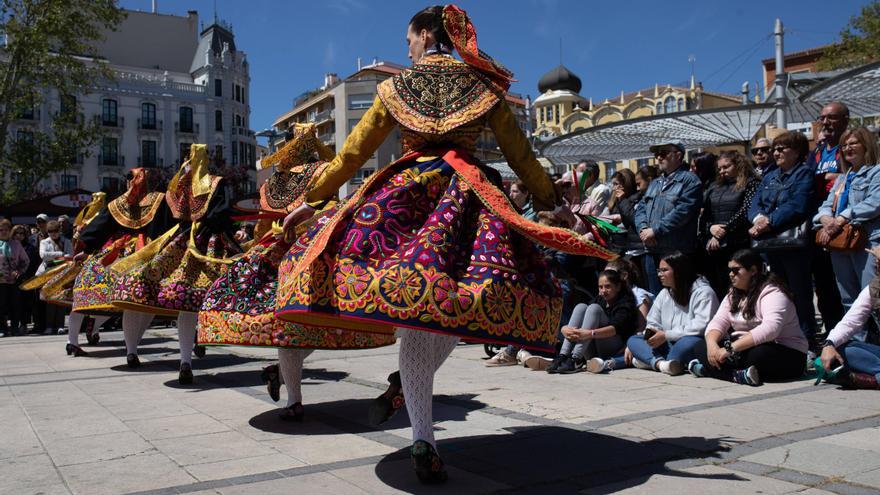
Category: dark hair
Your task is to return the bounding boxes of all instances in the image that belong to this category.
[717,150,757,191]
[661,252,698,307]
[636,165,658,183]
[773,130,810,162]
[690,151,717,185]
[0,218,11,230]
[409,6,453,49]
[598,269,624,288]
[607,256,642,288]
[608,169,636,211]
[728,249,793,320]
[577,160,601,180]
[511,180,530,196]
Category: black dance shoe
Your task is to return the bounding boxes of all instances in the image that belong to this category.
[179,362,193,384]
[66,344,88,357]
[261,364,281,402]
[126,353,141,368]
[278,402,304,422]
[411,440,448,484]
[193,345,206,358]
[369,370,405,426]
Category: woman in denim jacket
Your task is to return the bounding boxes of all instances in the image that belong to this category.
[814,127,880,338]
[748,130,817,340]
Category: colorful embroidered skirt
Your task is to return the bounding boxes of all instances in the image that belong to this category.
[111,228,233,316]
[72,239,134,315]
[198,233,396,349]
[275,150,616,352]
[39,262,79,307]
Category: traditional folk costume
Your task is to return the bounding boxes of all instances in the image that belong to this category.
[110,145,240,382]
[198,124,395,416]
[64,169,170,356]
[275,4,615,482]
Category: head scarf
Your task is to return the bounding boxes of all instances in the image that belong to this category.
[125,168,152,205]
[74,192,107,226]
[168,144,213,197]
[260,123,334,172]
[442,4,515,92]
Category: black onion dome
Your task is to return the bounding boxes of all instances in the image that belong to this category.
[537,64,582,94]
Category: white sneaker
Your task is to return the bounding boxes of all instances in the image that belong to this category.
[632,358,653,370]
[523,355,553,371]
[586,357,612,374]
[516,349,533,366]
[657,359,684,376]
[485,350,518,367]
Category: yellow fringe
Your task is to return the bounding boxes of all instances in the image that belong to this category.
[110,224,180,275]
[19,263,69,290]
[185,222,242,265]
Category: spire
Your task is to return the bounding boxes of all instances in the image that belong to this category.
[654,83,659,97]
[619,90,624,105]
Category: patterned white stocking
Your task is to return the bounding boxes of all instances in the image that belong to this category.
[177,312,197,365]
[67,312,85,346]
[278,348,314,406]
[122,310,153,355]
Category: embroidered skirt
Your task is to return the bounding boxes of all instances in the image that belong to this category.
[111,228,233,316]
[40,262,78,307]
[198,233,396,349]
[72,238,134,315]
[275,150,616,352]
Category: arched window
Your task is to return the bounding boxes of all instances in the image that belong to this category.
[547,105,554,123]
[655,101,663,114]
[677,98,685,112]
[664,96,675,114]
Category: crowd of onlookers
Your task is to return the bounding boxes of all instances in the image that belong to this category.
[494,100,880,389]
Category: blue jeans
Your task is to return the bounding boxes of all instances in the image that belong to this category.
[831,245,876,341]
[843,340,880,381]
[642,254,664,296]
[766,249,816,340]
[627,334,703,367]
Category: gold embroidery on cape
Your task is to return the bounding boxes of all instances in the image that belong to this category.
[108,192,166,230]
[166,172,223,222]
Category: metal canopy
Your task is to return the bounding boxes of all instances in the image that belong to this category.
[539,103,776,164]
[799,61,880,118]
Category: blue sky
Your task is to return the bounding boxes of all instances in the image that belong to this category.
[122,0,869,135]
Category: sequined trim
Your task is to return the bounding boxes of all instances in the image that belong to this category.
[108,192,165,230]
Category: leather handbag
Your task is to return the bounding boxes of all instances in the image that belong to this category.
[817,177,867,252]
[751,221,810,252]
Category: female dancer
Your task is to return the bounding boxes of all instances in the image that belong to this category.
[276,5,614,483]
[111,145,239,383]
[199,124,396,419]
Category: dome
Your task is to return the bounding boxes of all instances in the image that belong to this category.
[538,64,582,94]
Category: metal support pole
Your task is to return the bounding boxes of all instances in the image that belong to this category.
[774,18,788,129]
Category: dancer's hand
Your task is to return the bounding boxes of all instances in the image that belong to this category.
[282,204,316,241]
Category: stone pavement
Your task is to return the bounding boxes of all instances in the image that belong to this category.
[1,327,878,495]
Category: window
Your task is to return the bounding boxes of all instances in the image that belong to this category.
[348,118,361,133]
[16,129,34,145]
[215,110,223,131]
[231,141,238,165]
[141,140,157,167]
[555,104,561,124]
[179,106,193,133]
[655,101,662,114]
[234,84,241,102]
[179,142,191,164]
[214,78,222,97]
[664,96,675,114]
[60,174,78,190]
[348,93,373,110]
[239,141,246,166]
[235,114,242,127]
[604,162,617,181]
[213,145,223,162]
[101,177,124,194]
[351,168,375,184]
[547,105,554,123]
[677,98,685,112]
[141,103,156,129]
[19,100,35,120]
[60,95,76,122]
[101,137,118,165]
[102,99,118,126]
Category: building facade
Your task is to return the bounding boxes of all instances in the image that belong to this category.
[6,9,256,195]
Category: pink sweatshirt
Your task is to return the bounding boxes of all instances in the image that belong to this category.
[827,285,872,347]
[707,284,808,353]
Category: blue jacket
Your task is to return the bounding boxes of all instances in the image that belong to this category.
[813,165,880,243]
[748,161,815,233]
[634,166,703,253]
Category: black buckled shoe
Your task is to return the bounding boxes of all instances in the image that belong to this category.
[178,362,193,385]
[369,370,405,426]
[66,344,88,357]
[193,344,206,358]
[261,364,281,402]
[411,440,447,484]
[126,353,141,368]
[279,402,304,422]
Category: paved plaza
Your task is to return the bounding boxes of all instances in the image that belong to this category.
[1,326,878,495]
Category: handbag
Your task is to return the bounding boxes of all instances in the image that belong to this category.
[816,177,866,251]
[751,221,810,252]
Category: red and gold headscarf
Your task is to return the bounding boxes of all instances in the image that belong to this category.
[442,4,515,92]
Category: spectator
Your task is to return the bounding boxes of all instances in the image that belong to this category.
[689,151,718,188]
[749,130,818,341]
[751,138,776,178]
[57,215,74,241]
[606,169,639,246]
[635,141,704,294]
[509,180,537,221]
[690,249,808,386]
[819,246,880,389]
[37,220,72,335]
[815,127,880,335]
[636,165,658,193]
[0,219,29,336]
[558,160,611,229]
[30,214,49,246]
[548,269,639,374]
[606,257,653,332]
[12,224,40,335]
[701,151,761,297]
[807,102,850,333]
[626,252,718,375]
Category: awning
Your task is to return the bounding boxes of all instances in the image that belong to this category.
[539,103,777,165]
[799,61,880,118]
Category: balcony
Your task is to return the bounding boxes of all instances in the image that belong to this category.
[98,154,124,166]
[318,132,335,145]
[137,118,163,131]
[174,122,199,134]
[95,114,124,128]
[234,127,255,138]
[137,156,163,167]
[311,109,335,124]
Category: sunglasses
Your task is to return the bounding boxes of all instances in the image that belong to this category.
[728,266,744,275]
[773,146,790,153]
[654,150,672,158]
[751,147,770,155]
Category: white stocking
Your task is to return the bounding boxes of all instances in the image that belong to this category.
[278,348,314,406]
[91,315,109,337]
[177,312,197,365]
[398,330,459,448]
[122,310,153,355]
[67,312,85,346]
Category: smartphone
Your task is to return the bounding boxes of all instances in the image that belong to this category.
[643,328,656,339]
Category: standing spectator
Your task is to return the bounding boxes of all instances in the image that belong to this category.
[626,252,718,375]
[509,180,537,221]
[635,141,704,294]
[37,220,72,335]
[690,250,808,386]
[749,130,817,341]
[751,138,776,178]
[558,160,611,229]
[0,219,29,336]
[701,151,761,297]
[57,215,74,242]
[30,214,49,246]
[807,102,850,333]
[12,225,40,335]
[814,127,880,340]
[689,151,718,189]
[606,169,640,250]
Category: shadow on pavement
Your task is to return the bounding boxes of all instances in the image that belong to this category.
[374,426,734,493]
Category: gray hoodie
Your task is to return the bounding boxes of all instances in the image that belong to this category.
[645,276,718,342]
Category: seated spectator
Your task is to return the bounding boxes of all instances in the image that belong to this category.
[690,250,808,386]
[818,246,880,389]
[547,270,639,374]
[626,252,718,375]
[0,219,30,337]
[752,138,776,178]
[606,257,653,331]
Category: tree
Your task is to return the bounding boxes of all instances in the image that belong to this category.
[0,0,126,204]
[817,2,880,71]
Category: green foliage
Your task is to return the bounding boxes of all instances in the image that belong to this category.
[0,0,126,205]
[817,2,880,71]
